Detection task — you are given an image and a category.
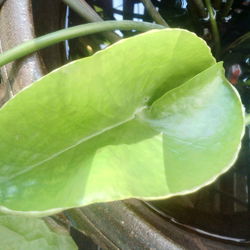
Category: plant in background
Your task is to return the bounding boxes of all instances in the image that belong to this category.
[0,1,248,248]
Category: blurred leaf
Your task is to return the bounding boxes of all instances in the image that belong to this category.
[0,213,77,250]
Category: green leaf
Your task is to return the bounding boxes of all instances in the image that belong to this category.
[0,214,77,250]
[0,29,244,215]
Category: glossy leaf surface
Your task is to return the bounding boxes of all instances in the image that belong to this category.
[0,29,244,215]
[0,214,77,249]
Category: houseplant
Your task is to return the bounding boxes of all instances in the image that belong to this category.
[0,0,249,248]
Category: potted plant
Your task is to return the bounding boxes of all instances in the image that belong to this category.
[0,0,249,249]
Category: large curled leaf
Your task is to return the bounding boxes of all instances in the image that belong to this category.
[0,213,77,249]
[0,29,245,215]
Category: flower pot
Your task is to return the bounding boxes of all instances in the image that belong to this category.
[0,0,249,249]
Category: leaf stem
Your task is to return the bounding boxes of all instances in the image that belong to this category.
[221,0,234,17]
[204,0,221,59]
[0,21,165,68]
[245,113,250,126]
[213,0,222,10]
[62,0,120,42]
[223,32,250,54]
[188,0,207,18]
[141,0,169,27]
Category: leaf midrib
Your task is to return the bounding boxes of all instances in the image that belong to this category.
[7,106,148,181]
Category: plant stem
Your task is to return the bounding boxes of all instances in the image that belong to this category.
[245,113,250,126]
[223,32,250,54]
[62,0,120,42]
[63,0,103,22]
[213,0,222,10]
[0,21,165,68]
[221,0,234,17]
[188,0,207,18]
[204,0,221,59]
[141,0,169,27]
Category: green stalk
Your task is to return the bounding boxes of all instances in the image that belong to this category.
[188,0,207,18]
[62,0,120,42]
[223,32,250,53]
[204,0,221,59]
[0,21,165,68]
[141,0,169,27]
[63,0,103,22]
[221,0,234,17]
[213,0,222,10]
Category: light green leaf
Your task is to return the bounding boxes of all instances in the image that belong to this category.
[0,29,244,215]
[0,214,77,250]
